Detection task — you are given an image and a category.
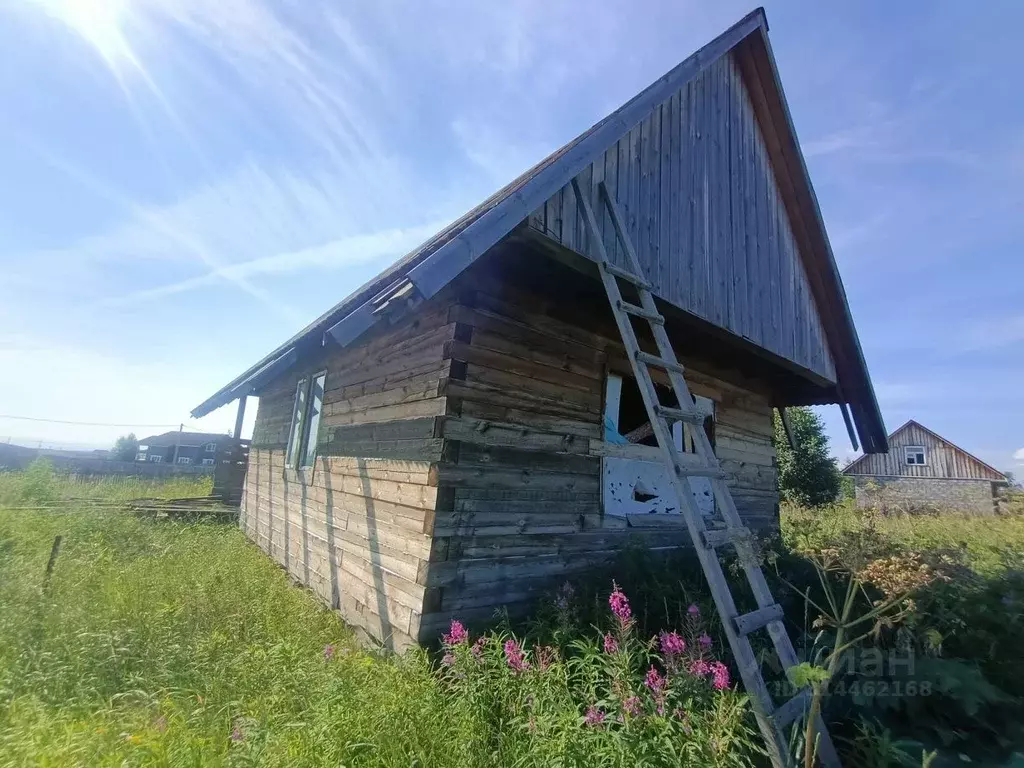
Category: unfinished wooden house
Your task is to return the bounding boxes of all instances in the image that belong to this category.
[192,9,887,651]
[843,420,1008,515]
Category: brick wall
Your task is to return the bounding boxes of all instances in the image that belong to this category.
[852,476,998,515]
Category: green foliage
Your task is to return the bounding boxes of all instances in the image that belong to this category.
[111,432,139,461]
[0,466,212,505]
[772,408,841,507]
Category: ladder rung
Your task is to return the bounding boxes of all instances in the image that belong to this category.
[734,604,785,636]
[616,300,664,324]
[675,463,727,480]
[601,260,652,289]
[653,405,705,425]
[636,351,685,375]
[772,687,812,729]
[701,526,752,549]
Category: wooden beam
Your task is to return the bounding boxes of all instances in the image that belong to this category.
[778,408,796,450]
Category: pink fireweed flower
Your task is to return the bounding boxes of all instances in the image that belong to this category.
[504,638,530,672]
[710,661,730,690]
[622,695,642,716]
[323,644,335,661]
[659,630,686,655]
[689,659,711,678]
[602,633,619,654]
[441,651,456,667]
[443,620,469,646]
[698,632,713,649]
[230,726,244,742]
[470,636,487,660]
[644,665,667,693]
[584,706,606,726]
[687,603,700,617]
[609,582,632,625]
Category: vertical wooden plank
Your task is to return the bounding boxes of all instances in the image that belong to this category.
[650,103,663,288]
[578,163,594,259]
[727,56,747,341]
[639,114,653,276]
[604,147,620,265]
[679,82,694,313]
[617,134,629,251]
[740,72,758,348]
[545,189,561,242]
[668,88,682,310]
[693,71,708,320]
[563,180,577,252]
[766,125,781,356]
[659,93,673,298]
[629,124,642,275]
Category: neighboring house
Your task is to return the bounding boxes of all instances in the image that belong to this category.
[191,10,887,649]
[136,431,229,467]
[843,420,1009,515]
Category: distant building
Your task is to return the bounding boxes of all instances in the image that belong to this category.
[843,420,1008,515]
[136,431,230,467]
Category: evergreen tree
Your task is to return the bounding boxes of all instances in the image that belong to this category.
[772,407,840,507]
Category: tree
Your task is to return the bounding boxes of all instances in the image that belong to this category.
[772,407,840,507]
[111,433,139,462]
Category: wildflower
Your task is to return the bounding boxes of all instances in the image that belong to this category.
[470,636,487,660]
[443,620,469,646]
[689,659,710,678]
[710,661,730,690]
[687,603,700,617]
[323,644,336,661]
[584,706,606,726]
[528,716,537,734]
[230,726,244,743]
[602,633,619,654]
[622,695,642,716]
[554,581,575,612]
[609,582,632,626]
[659,630,686,655]
[644,665,666,693]
[504,638,530,672]
[442,651,456,667]
[698,632,713,649]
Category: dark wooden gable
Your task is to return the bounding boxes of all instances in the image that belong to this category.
[527,51,834,384]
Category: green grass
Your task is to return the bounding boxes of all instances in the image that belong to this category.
[0,469,755,767]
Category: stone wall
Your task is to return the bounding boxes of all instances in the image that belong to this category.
[852,476,998,515]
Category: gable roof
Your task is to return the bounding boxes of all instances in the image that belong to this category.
[843,419,1007,480]
[140,431,229,447]
[192,8,886,453]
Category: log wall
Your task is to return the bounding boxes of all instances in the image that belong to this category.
[243,291,460,650]
[418,260,779,637]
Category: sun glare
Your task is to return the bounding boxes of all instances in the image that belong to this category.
[32,0,134,65]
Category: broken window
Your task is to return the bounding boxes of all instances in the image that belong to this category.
[603,372,715,452]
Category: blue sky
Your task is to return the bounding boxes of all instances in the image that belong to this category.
[0,1,1021,473]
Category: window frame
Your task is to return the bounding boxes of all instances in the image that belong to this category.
[204,442,217,453]
[135,452,147,462]
[176,456,192,465]
[286,370,328,470]
[904,445,927,466]
[201,458,215,466]
[149,455,163,463]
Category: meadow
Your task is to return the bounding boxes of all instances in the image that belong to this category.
[1,464,1022,766]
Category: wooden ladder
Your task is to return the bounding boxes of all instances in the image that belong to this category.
[572,179,840,768]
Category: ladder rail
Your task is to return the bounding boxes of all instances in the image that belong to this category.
[573,178,840,768]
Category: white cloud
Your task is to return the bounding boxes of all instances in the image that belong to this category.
[1014,448,1024,464]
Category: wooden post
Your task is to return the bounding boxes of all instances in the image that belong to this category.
[43,535,63,593]
[171,423,183,465]
[778,408,796,450]
[233,396,247,441]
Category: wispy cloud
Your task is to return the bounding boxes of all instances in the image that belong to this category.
[953,314,1024,352]
[1014,448,1024,466]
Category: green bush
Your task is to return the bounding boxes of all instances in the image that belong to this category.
[772,408,841,507]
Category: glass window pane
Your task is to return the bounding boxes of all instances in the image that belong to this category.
[301,373,326,468]
[286,378,308,467]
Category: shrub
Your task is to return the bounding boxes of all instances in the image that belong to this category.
[772,408,840,507]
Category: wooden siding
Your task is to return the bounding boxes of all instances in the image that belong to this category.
[528,53,835,383]
[243,292,461,650]
[844,422,1005,481]
[418,260,779,636]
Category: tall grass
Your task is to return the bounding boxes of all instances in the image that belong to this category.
[0,474,757,766]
